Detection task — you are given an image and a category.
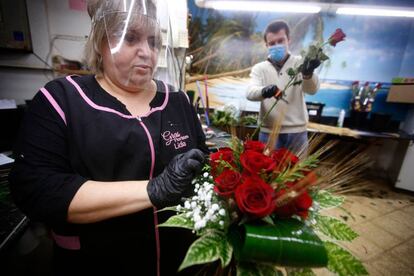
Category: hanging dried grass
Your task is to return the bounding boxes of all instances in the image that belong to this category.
[273,131,372,207]
[264,106,286,155]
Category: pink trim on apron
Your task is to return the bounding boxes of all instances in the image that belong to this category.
[51,231,81,250]
[65,75,169,118]
[40,87,67,125]
[138,119,161,276]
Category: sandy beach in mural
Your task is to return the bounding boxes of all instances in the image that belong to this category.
[186,76,405,120]
[319,82,349,90]
[186,76,259,111]
[186,76,352,114]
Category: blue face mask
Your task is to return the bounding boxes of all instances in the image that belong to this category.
[268,44,286,62]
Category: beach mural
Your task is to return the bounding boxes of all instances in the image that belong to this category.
[186,1,414,122]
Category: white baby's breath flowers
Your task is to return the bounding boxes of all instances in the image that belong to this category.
[176,170,227,232]
[312,201,320,212]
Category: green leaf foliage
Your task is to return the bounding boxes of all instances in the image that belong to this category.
[319,52,329,61]
[261,216,275,226]
[300,49,306,57]
[315,190,345,209]
[286,267,316,276]
[287,67,296,76]
[211,110,236,127]
[179,231,233,271]
[315,215,358,241]
[274,153,318,184]
[325,242,368,276]
[307,45,319,59]
[156,206,178,212]
[237,262,282,276]
[239,114,258,126]
[157,214,193,230]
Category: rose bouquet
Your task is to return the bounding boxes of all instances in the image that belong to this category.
[159,28,367,275]
[159,137,368,275]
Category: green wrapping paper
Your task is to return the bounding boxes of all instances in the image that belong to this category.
[228,219,328,267]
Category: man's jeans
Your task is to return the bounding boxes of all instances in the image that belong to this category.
[258,131,308,154]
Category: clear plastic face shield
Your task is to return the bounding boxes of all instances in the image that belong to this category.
[95,0,180,91]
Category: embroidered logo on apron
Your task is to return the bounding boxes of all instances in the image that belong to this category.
[161,131,189,150]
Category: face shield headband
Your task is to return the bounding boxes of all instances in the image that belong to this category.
[92,0,180,91]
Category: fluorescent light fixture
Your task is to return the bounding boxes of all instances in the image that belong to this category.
[197,1,321,13]
[195,0,414,18]
[336,7,414,18]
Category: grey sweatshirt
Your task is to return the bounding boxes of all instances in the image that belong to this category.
[246,55,320,134]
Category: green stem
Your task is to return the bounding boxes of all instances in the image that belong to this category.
[321,41,330,47]
[251,75,298,139]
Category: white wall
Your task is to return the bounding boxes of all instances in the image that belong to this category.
[0,68,53,104]
[45,0,90,62]
[0,0,188,101]
[0,0,90,102]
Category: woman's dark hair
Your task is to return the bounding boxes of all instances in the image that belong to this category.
[263,20,290,42]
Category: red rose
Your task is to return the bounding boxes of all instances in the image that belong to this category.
[295,192,313,210]
[210,147,234,165]
[210,148,234,177]
[244,140,265,153]
[302,171,318,186]
[273,200,296,218]
[240,150,275,174]
[271,148,299,171]
[274,190,313,219]
[328,28,346,47]
[213,169,242,197]
[235,176,275,218]
[295,192,313,219]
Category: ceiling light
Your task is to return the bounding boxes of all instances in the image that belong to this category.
[196,1,321,13]
[336,7,414,18]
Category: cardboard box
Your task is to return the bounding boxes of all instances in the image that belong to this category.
[386,84,414,103]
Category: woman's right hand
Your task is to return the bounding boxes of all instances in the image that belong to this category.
[147,149,205,208]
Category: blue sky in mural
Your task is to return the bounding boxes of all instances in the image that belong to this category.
[398,23,414,77]
[318,16,413,82]
[188,1,413,121]
[188,2,414,83]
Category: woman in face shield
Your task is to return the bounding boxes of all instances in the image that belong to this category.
[9,0,208,275]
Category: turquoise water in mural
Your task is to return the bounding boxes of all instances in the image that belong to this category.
[306,80,410,121]
[207,79,410,121]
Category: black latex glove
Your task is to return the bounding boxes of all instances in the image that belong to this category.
[261,85,279,98]
[147,149,205,208]
[301,58,321,77]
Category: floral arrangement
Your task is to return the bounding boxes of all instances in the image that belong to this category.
[351,81,382,112]
[211,104,258,129]
[159,138,367,275]
[159,28,368,275]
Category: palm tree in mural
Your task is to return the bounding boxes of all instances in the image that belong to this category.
[189,10,265,76]
[187,7,330,80]
[289,14,324,52]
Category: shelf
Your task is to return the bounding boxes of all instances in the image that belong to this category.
[54,68,91,75]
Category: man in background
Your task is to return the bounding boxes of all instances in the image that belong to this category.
[246,20,320,153]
